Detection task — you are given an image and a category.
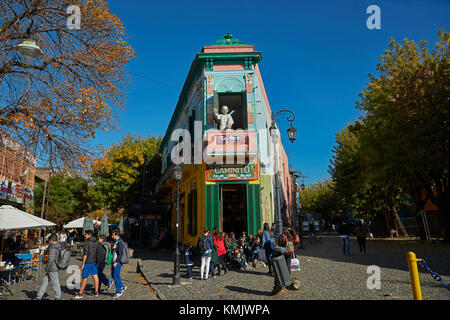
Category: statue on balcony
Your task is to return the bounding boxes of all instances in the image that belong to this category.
[213,105,234,130]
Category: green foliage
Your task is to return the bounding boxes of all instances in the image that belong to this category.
[33,134,162,225]
[299,179,344,222]
[90,135,162,213]
[34,175,90,225]
[329,30,450,239]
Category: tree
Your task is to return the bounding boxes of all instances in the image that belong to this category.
[357,30,450,241]
[329,124,408,235]
[90,135,162,213]
[299,179,344,224]
[34,174,90,225]
[0,0,135,171]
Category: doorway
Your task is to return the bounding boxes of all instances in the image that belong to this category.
[220,184,247,235]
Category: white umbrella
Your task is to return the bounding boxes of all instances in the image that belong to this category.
[63,217,101,229]
[0,205,56,231]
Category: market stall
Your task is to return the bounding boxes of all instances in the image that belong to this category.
[0,205,56,290]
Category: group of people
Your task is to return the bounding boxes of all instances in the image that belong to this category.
[184,222,300,282]
[35,228,127,300]
[338,220,369,255]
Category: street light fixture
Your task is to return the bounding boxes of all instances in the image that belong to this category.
[270,109,297,237]
[172,164,182,285]
[17,39,43,59]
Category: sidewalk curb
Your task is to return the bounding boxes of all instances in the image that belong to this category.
[137,259,165,300]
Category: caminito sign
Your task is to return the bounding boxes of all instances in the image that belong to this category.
[206,162,258,182]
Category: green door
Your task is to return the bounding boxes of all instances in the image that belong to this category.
[246,184,262,235]
[205,184,220,231]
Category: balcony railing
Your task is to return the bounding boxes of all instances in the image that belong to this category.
[204,129,257,156]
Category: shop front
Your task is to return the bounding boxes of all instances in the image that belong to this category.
[205,160,261,236]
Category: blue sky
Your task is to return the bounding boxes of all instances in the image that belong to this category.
[93,0,450,185]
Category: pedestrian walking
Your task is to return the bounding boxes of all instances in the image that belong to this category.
[197,227,214,280]
[97,235,113,292]
[354,222,367,254]
[249,236,263,267]
[111,228,127,298]
[73,230,100,299]
[185,242,194,280]
[35,233,62,300]
[338,221,351,255]
[271,223,278,239]
[262,223,274,274]
[270,234,290,295]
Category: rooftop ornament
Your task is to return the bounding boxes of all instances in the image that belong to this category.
[212,33,247,46]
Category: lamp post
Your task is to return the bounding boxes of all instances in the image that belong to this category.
[270,110,297,237]
[17,39,43,59]
[172,164,183,285]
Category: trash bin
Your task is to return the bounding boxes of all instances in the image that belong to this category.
[270,255,292,288]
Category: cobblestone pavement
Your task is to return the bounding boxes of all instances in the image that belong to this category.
[136,235,450,300]
[0,256,158,300]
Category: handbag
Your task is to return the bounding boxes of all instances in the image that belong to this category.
[290,257,301,272]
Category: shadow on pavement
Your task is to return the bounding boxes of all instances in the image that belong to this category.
[297,235,450,276]
[224,285,271,296]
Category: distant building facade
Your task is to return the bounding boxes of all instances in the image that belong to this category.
[0,133,36,211]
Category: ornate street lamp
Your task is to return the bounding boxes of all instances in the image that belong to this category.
[17,39,43,59]
[172,164,183,285]
[287,123,297,143]
[270,109,297,237]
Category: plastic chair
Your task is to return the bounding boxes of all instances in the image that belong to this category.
[15,254,33,282]
[30,254,44,281]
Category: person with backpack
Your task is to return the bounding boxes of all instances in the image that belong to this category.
[197,227,213,280]
[74,230,100,299]
[35,233,62,300]
[111,228,127,298]
[97,235,113,292]
[281,232,295,275]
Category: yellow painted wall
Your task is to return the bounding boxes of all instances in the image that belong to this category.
[169,163,205,248]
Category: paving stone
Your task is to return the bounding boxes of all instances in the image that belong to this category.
[135,235,450,300]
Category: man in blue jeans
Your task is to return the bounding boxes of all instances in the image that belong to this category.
[111,229,127,298]
[339,222,351,255]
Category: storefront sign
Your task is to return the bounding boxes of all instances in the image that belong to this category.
[215,135,247,145]
[206,162,258,182]
[0,178,33,205]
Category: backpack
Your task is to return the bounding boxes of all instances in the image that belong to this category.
[286,241,295,256]
[198,235,209,254]
[119,241,130,264]
[56,247,71,270]
[295,234,300,244]
[106,249,113,265]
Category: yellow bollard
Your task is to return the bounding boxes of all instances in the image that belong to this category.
[407,251,423,300]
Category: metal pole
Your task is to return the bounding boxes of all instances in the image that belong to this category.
[271,121,283,237]
[407,251,423,300]
[173,180,181,285]
[39,180,47,239]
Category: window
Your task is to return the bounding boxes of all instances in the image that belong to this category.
[214,92,247,130]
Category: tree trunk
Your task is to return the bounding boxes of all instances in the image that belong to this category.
[392,206,408,237]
